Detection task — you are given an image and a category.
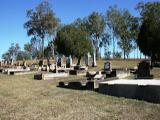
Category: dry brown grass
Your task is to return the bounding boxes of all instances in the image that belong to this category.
[0,72,160,120]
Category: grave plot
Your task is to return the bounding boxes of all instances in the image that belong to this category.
[133,60,153,79]
[69,66,88,76]
[34,72,69,80]
[101,61,131,79]
[99,79,160,103]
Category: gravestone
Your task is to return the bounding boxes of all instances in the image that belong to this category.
[4,61,7,66]
[92,52,97,67]
[17,62,21,66]
[23,61,26,67]
[50,64,55,71]
[10,59,13,66]
[104,61,111,72]
[57,57,62,67]
[85,53,89,66]
[136,60,153,79]
[66,55,72,68]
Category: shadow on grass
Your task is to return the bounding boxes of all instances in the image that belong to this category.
[57,81,95,91]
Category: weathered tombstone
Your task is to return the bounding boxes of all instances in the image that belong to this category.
[46,65,49,72]
[17,62,21,66]
[4,61,7,66]
[92,52,97,67]
[39,60,43,67]
[0,61,2,67]
[10,59,13,66]
[104,61,111,72]
[23,61,26,67]
[136,60,153,79]
[85,53,89,66]
[7,60,10,65]
[66,55,72,68]
[50,64,55,71]
[57,57,62,67]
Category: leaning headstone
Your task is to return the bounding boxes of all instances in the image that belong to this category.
[92,52,97,67]
[85,53,89,66]
[136,60,153,79]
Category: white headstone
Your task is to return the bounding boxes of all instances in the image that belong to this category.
[85,53,89,66]
[66,55,72,68]
[92,52,97,67]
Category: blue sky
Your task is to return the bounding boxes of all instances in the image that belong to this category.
[0,0,154,59]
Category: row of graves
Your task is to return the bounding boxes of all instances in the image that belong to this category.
[34,54,91,80]
[1,56,160,103]
[99,60,160,103]
[58,60,160,103]
[0,60,38,75]
[58,61,131,90]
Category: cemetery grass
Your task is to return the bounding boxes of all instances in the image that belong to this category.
[0,74,160,120]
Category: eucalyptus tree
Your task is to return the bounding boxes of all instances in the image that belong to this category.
[106,6,139,59]
[106,6,121,58]
[24,1,59,64]
[44,41,54,65]
[86,12,106,60]
[2,43,20,61]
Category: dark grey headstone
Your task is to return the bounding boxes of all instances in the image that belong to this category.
[136,60,153,79]
[104,62,111,71]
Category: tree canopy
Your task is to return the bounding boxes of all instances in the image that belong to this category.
[137,2,160,61]
[85,12,106,59]
[54,25,93,65]
[106,6,139,59]
[24,1,59,63]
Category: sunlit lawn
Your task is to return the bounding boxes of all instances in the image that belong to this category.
[0,59,160,120]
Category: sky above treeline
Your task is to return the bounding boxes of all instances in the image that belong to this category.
[0,0,156,59]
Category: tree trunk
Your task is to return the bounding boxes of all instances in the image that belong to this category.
[42,37,44,65]
[77,56,81,66]
[124,50,126,60]
[92,52,97,67]
[113,36,115,58]
[47,57,50,66]
[137,48,139,59]
[96,48,99,60]
[100,47,101,59]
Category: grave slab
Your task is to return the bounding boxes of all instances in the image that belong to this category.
[99,79,160,103]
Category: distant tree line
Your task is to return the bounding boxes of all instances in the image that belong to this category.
[2,1,160,66]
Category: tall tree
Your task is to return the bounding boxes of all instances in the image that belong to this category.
[24,1,59,64]
[44,41,54,65]
[106,7,139,59]
[86,12,106,60]
[106,6,120,58]
[54,25,93,65]
[2,43,20,61]
[136,2,160,64]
